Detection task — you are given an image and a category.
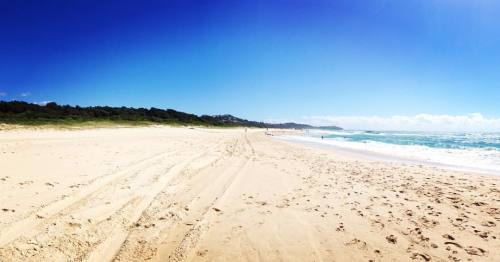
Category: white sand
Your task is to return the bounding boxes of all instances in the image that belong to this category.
[0,126,499,261]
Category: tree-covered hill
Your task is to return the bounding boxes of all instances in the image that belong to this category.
[0,101,341,130]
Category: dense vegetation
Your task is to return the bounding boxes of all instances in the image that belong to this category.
[0,101,331,129]
[0,101,249,126]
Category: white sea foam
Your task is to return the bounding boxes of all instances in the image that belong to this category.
[279,134,500,174]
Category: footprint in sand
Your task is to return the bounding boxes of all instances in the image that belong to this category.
[370,219,385,229]
[19,180,33,186]
[418,216,439,228]
[411,252,431,261]
[385,235,397,244]
[444,241,462,249]
[344,238,367,250]
[335,222,345,232]
[442,234,455,240]
[409,227,429,243]
[196,249,208,257]
[481,221,496,227]
[464,246,487,256]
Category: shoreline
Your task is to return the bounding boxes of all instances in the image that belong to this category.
[277,135,500,176]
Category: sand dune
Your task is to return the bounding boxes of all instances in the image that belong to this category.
[0,126,499,261]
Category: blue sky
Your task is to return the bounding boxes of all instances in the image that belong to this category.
[1,0,500,123]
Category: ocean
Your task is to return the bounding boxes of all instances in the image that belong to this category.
[280,130,500,174]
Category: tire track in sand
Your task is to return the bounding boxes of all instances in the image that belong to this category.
[153,135,254,262]
[84,144,226,262]
[108,140,239,261]
[0,150,177,247]
[0,144,220,261]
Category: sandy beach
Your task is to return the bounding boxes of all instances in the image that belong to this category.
[0,126,499,261]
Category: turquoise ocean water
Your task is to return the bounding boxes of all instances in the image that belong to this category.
[281,130,500,174]
[320,131,500,151]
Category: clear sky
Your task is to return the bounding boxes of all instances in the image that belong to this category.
[1,0,500,124]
